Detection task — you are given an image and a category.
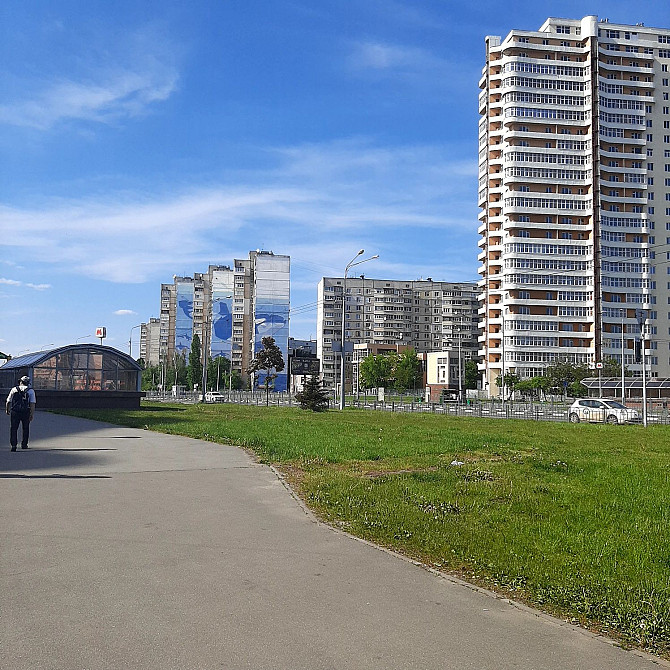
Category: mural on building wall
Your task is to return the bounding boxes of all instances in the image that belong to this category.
[175,283,194,353]
[210,270,234,363]
[253,255,290,392]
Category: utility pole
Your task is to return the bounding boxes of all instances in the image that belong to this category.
[458,337,463,404]
[620,317,625,405]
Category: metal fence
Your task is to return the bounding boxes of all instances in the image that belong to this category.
[143,391,670,424]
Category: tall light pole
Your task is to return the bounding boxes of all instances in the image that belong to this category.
[620,318,626,405]
[641,319,649,428]
[500,310,506,407]
[458,337,463,404]
[129,324,142,358]
[339,250,379,410]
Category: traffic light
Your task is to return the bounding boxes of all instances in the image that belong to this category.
[635,339,642,363]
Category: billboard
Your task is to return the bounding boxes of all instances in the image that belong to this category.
[175,282,194,354]
[290,358,320,375]
[254,254,290,391]
[210,269,234,364]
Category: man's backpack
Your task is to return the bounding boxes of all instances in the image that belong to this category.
[11,387,30,413]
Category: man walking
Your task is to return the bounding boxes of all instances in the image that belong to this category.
[6,375,36,451]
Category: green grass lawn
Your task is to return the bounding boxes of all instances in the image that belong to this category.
[59,402,670,655]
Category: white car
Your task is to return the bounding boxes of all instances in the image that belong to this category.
[204,391,225,403]
[568,398,640,425]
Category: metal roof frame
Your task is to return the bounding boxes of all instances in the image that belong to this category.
[0,344,141,371]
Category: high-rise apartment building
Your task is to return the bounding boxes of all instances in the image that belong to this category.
[478,15,670,395]
[317,277,479,392]
[150,251,290,390]
[140,318,161,366]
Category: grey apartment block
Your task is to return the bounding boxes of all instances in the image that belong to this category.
[317,277,479,392]
[139,318,161,366]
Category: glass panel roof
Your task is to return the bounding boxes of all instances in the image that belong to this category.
[0,345,141,371]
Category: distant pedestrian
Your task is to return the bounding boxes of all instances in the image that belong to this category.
[6,375,36,451]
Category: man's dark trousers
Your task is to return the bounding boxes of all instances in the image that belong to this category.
[10,411,30,449]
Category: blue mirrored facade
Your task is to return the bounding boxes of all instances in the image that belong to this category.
[175,282,194,354]
[210,269,234,365]
[253,254,290,391]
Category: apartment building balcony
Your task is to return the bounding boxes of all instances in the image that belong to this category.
[599,167,646,179]
[479,91,487,113]
[497,53,589,69]
[599,148,648,161]
[598,45,654,60]
[600,131,648,146]
[502,203,592,216]
[598,76,654,91]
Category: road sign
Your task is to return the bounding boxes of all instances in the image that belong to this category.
[595,362,603,369]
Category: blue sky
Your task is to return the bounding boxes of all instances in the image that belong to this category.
[1,1,669,357]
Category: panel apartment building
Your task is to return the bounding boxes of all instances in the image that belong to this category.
[316,277,479,392]
[147,251,290,390]
[478,15,670,395]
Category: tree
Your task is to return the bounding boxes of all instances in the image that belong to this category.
[165,352,188,390]
[394,349,422,392]
[601,356,632,379]
[464,360,478,390]
[295,374,330,412]
[187,334,202,390]
[495,372,520,400]
[545,359,590,396]
[568,380,588,398]
[248,336,285,406]
[141,364,161,391]
[207,356,228,391]
[359,353,395,389]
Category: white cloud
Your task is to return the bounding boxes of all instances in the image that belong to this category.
[346,39,478,94]
[0,278,51,290]
[0,67,178,130]
[0,23,179,131]
[0,139,478,284]
[351,42,441,71]
[114,309,137,316]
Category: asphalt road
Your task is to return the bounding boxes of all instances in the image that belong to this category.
[1,411,666,670]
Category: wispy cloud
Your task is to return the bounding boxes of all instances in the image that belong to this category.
[0,139,478,283]
[0,278,51,290]
[0,67,178,130]
[0,23,179,130]
[114,309,138,316]
[350,42,442,71]
[346,39,477,93]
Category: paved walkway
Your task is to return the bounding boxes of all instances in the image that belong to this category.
[1,411,666,670]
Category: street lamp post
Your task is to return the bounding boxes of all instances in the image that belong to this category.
[339,250,379,411]
[636,309,649,428]
[129,324,142,358]
[458,337,463,404]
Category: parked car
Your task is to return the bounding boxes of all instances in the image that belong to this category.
[204,391,225,403]
[568,398,640,425]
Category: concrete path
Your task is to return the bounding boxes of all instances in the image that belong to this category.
[1,411,666,670]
